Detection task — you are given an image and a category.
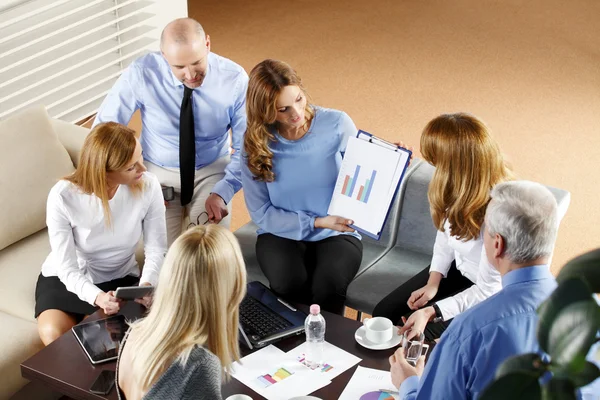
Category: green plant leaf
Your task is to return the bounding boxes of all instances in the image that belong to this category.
[569,361,600,388]
[547,300,600,367]
[541,378,576,400]
[557,248,600,293]
[496,353,546,380]
[480,372,541,400]
[537,277,593,353]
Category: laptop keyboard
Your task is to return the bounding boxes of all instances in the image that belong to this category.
[240,295,294,338]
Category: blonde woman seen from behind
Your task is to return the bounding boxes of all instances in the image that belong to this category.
[116,224,247,400]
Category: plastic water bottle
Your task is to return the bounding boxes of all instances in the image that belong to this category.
[304,304,326,369]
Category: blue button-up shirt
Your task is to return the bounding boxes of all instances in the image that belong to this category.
[399,265,557,400]
[93,52,248,204]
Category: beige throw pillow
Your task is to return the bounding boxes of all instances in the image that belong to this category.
[0,105,75,251]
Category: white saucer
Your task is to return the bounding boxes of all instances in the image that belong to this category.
[288,397,323,400]
[355,326,403,350]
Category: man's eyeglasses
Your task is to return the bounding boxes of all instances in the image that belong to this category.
[187,211,210,229]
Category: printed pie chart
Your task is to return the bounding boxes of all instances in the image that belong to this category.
[359,391,398,400]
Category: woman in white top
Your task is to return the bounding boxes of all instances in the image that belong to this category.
[372,113,513,340]
[35,122,167,345]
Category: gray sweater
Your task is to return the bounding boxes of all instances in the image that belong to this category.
[116,330,223,400]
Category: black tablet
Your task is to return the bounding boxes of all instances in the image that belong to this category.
[72,315,128,364]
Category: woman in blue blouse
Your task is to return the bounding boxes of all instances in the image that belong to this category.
[242,59,363,314]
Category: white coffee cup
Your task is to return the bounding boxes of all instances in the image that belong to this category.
[225,395,253,400]
[362,316,393,344]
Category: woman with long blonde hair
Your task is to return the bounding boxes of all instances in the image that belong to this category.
[241,59,363,315]
[116,224,246,400]
[374,113,513,340]
[35,122,167,345]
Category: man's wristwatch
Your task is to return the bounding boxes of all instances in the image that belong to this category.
[432,303,444,323]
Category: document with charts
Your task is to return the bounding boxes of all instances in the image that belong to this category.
[328,131,412,240]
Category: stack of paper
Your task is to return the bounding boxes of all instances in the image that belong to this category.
[231,342,362,400]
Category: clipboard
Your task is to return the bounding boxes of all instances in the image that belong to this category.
[328,130,412,240]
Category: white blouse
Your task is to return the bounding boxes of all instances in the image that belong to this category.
[41,172,167,306]
[429,220,502,321]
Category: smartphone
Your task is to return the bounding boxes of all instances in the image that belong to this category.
[162,186,175,201]
[89,369,115,395]
[114,285,154,300]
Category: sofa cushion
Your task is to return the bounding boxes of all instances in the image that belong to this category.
[51,118,89,168]
[0,229,51,322]
[0,311,43,399]
[0,106,75,251]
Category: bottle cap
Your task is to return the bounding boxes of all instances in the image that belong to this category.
[310,304,320,315]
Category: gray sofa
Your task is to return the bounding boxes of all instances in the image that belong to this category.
[233,159,572,316]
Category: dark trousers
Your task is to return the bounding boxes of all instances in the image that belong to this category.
[372,262,473,341]
[256,233,363,315]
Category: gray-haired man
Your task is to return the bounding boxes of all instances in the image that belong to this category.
[390,180,560,400]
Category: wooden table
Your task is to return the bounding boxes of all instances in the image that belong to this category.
[21,302,398,399]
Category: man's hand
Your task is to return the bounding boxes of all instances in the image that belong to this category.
[407,283,439,310]
[398,307,436,338]
[205,193,228,224]
[135,281,153,309]
[314,216,356,232]
[389,347,425,389]
[95,291,121,315]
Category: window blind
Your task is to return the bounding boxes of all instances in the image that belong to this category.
[0,0,157,123]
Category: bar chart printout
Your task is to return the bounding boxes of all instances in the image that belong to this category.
[255,367,294,388]
[341,165,361,197]
[356,169,377,203]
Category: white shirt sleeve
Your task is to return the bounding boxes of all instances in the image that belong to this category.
[429,228,455,277]
[46,187,102,305]
[138,175,167,286]
[435,244,502,321]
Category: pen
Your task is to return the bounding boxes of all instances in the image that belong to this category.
[277,298,297,311]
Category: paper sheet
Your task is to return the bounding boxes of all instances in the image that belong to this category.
[338,366,399,400]
[231,345,331,400]
[328,136,410,237]
[285,340,362,380]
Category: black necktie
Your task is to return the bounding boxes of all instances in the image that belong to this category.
[179,86,195,206]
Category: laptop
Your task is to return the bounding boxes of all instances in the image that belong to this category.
[72,315,129,364]
[238,281,307,349]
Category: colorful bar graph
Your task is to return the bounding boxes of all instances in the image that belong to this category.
[356,185,364,201]
[321,363,334,372]
[349,165,361,196]
[360,180,369,202]
[363,170,377,203]
[341,165,361,197]
[340,166,377,203]
[255,367,293,388]
[342,175,350,195]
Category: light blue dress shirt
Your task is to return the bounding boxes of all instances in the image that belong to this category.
[241,106,361,242]
[93,52,248,204]
[399,265,557,400]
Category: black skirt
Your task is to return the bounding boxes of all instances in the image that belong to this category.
[34,273,139,322]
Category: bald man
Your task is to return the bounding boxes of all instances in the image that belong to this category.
[94,18,248,245]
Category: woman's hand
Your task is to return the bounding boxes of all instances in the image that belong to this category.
[407,283,439,310]
[314,216,356,232]
[95,291,121,315]
[394,140,415,165]
[135,281,153,309]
